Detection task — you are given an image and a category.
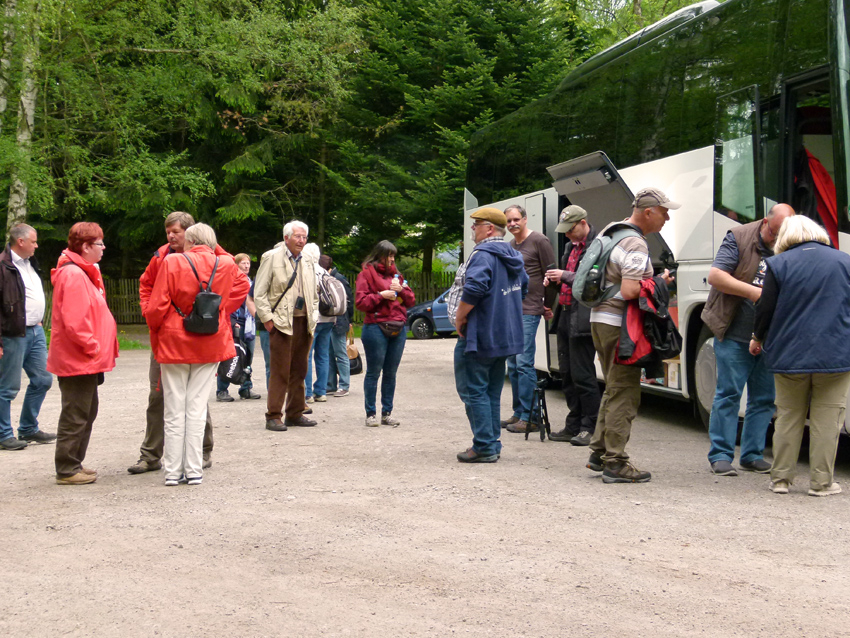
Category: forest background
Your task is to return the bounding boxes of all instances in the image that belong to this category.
[0,0,706,277]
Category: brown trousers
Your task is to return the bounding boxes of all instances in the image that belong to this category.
[55,374,99,478]
[139,352,213,463]
[589,322,643,463]
[266,317,312,421]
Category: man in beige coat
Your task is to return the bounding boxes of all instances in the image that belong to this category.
[254,220,319,431]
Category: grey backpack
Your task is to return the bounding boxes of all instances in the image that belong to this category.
[572,222,642,308]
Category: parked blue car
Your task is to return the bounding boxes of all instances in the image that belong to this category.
[406,290,456,339]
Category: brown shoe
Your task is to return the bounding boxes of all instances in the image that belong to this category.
[284,416,317,427]
[506,420,537,434]
[602,461,651,484]
[56,471,97,485]
[500,416,520,429]
[127,459,162,474]
[80,467,97,476]
[265,418,287,432]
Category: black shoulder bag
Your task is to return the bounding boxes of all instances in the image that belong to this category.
[172,255,221,335]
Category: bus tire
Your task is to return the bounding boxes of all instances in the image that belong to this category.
[693,325,716,431]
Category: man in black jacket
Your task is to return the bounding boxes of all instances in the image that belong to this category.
[0,224,55,450]
[545,206,600,446]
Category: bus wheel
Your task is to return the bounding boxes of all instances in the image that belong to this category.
[693,325,716,431]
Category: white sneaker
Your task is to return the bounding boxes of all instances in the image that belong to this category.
[306,396,315,404]
[769,479,789,494]
[808,482,841,497]
[314,395,327,403]
[365,415,379,427]
[334,389,350,397]
[381,413,400,427]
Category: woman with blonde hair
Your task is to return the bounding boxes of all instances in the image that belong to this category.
[750,215,850,496]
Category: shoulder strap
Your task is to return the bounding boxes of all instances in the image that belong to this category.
[206,257,219,291]
[182,253,203,291]
[271,257,300,313]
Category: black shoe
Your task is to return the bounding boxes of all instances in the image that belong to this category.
[265,419,287,432]
[284,416,317,427]
[0,436,27,450]
[239,390,261,400]
[304,407,313,415]
[457,447,499,463]
[19,430,57,444]
[570,431,592,446]
[549,428,574,442]
[586,452,603,472]
[216,391,234,403]
[739,458,771,473]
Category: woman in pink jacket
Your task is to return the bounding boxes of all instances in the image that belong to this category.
[48,222,119,485]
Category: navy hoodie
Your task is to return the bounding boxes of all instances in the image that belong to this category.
[461,241,528,358]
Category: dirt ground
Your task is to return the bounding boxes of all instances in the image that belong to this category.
[2,334,850,637]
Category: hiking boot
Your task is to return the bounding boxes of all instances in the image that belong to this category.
[769,479,790,494]
[127,459,162,474]
[56,471,97,485]
[602,461,651,484]
[19,430,57,444]
[740,458,771,473]
[239,390,261,400]
[265,418,287,432]
[381,413,400,427]
[570,431,593,446]
[506,420,537,434]
[456,447,499,463]
[711,460,738,476]
[284,415,317,427]
[808,482,842,497]
[216,391,234,403]
[586,452,604,472]
[500,416,520,429]
[80,467,97,476]
[0,436,27,450]
[365,415,379,427]
[548,428,574,443]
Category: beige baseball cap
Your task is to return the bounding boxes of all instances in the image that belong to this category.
[555,205,587,233]
[632,187,681,210]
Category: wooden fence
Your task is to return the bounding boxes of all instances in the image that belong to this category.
[42,271,456,328]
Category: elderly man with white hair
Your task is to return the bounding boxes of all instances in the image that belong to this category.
[254,221,319,431]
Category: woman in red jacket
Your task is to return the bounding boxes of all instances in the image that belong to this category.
[48,222,119,485]
[354,241,415,427]
[145,223,249,486]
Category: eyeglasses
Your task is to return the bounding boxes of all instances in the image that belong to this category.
[470,222,492,230]
[92,241,105,248]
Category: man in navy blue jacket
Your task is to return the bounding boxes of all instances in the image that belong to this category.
[449,207,528,463]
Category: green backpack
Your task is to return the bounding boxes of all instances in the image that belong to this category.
[572,222,642,308]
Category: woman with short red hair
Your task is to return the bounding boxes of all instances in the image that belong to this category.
[48,222,119,485]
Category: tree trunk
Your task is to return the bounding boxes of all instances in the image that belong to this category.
[632,0,643,27]
[7,2,37,232]
[422,237,433,274]
[0,0,17,129]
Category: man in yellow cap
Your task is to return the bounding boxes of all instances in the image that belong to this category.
[448,208,528,462]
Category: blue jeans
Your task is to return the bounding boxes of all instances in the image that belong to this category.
[361,323,406,417]
[708,337,776,464]
[305,322,334,398]
[326,328,350,392]
[454,338,505,457]
[0,325,53,440]
[217,338,255,394]
[506,314,540,421]
[258,329,271,388]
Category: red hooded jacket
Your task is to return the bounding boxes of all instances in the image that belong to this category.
[145,245,249,364]
[355,263,415,324]
[47,250,119,377]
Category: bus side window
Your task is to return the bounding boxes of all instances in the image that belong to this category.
[714,86,761,223]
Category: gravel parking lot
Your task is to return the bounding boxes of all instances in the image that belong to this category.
[3,336,849,637]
